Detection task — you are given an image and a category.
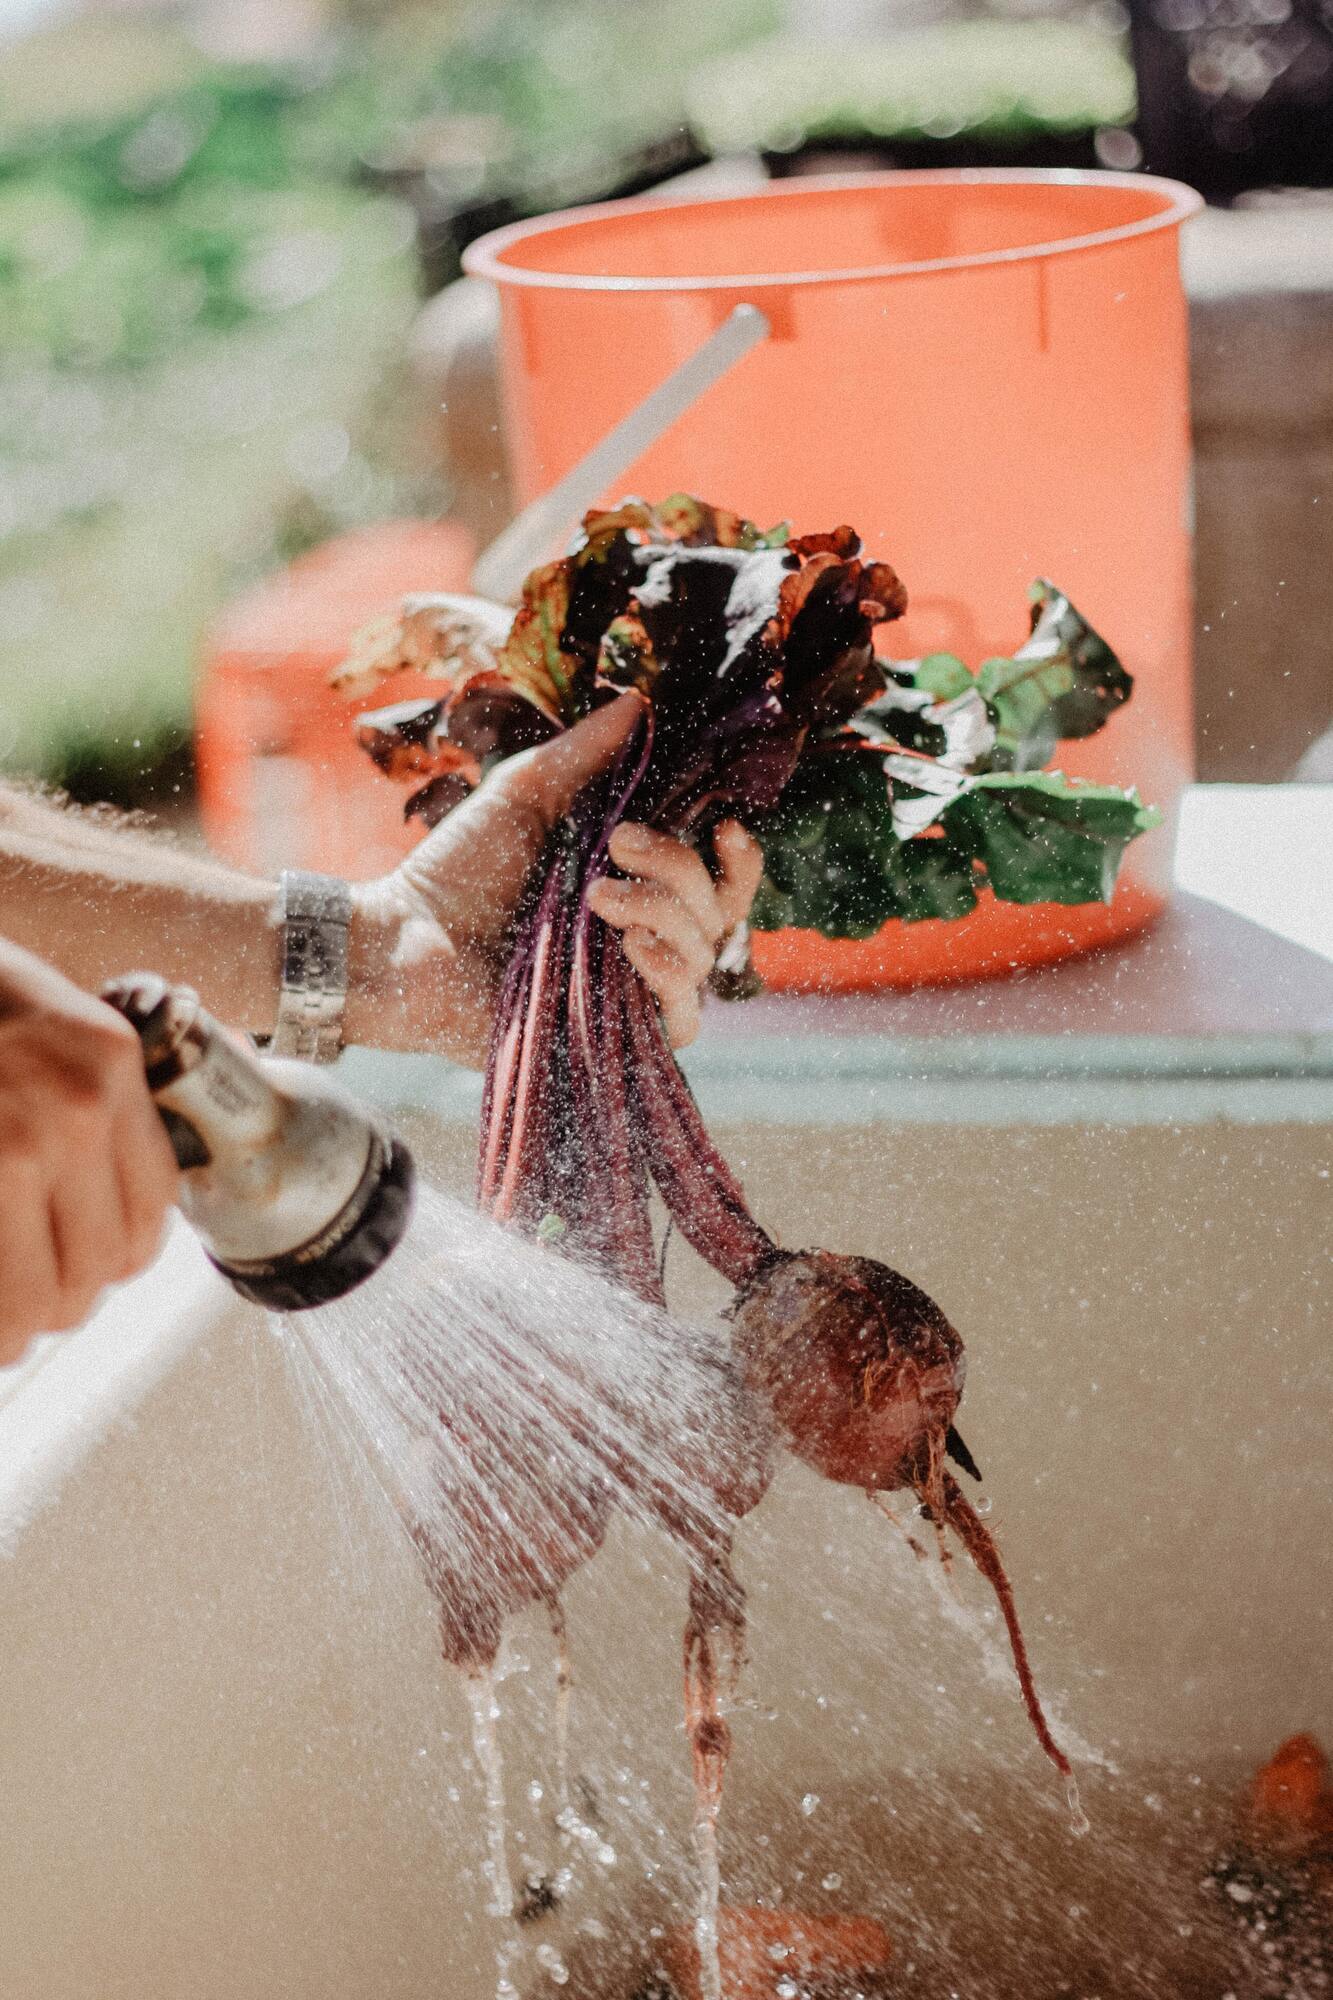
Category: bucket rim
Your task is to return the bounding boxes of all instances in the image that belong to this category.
[463,168,1203,294]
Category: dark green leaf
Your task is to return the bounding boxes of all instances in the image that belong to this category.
[752,755,1159,937]
[946,772,1159,905]
[978,582,1133,771]
[751,753,980,935]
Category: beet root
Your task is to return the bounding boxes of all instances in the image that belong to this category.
[730,1250,965,1499]
[731,1248,1074,1787]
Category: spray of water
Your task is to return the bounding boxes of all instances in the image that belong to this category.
[272,1180,761,1997]
[276,1183,754,1619]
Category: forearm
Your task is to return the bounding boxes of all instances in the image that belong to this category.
[0,786,486,1058]
[0,786,281,1034]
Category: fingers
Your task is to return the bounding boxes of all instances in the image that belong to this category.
[603,818,763,940]
[99,1011,179,1271]
[712,820,765,933]
[32,1036,171,1312]
[0,995,178,1364]
[590,818,764,977]
[588,818,766,1049]
[620,931,701,1050]
[71,1013,176,1285]
[606,824,725,947]
[501,690,643,826]
[113,1097,178,1273]
[48,1165,123,1314]
[587,877,717,987]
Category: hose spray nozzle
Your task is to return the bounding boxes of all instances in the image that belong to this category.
[103,974,415,1311]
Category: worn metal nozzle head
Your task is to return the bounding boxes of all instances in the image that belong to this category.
[103,974,415,1311]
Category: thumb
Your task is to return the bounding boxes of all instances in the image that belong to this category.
[500,689,644,824]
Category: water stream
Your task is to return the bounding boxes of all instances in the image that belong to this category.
[273,1180,754,1999]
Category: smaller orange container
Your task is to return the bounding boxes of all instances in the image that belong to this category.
[196,520,475,880]
[660,1906,892,1999]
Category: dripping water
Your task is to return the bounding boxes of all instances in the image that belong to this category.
[693,1800,723,2000]
[466,1673,523,1999]
[549,1598,573,1840]
[467,1673,513,1921]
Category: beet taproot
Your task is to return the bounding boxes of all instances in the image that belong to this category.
[731,1246,1072,1784]
[731,1250,965,1497]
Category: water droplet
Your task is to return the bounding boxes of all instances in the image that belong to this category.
[776,1983,800,1999]
[535,1943,569,1983]
[595,1844,617,1867]
[801,1792,820,1816]
[528,1780,544,1804]
[1065,1774,1090,1837]
[768,1941,790,1961]
[822,1871,843,1891]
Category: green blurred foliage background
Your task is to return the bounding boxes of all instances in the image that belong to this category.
[0,0,781,795]
[0,0,1129,801]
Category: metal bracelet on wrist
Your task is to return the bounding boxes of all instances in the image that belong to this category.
[270,870,352,1064]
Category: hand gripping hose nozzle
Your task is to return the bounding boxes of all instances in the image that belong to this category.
[102,973,415,1312]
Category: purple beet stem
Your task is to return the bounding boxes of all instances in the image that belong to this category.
[478,711,774,1300]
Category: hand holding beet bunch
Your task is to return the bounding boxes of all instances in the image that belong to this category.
[342,495,1153,1783]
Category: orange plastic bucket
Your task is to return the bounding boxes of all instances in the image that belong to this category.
[465,171,1202,989]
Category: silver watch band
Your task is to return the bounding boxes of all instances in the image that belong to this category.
[271,870,352,1064]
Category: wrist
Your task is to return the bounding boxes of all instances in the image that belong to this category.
[343,879,405,1049]
[344,875,484,1061]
